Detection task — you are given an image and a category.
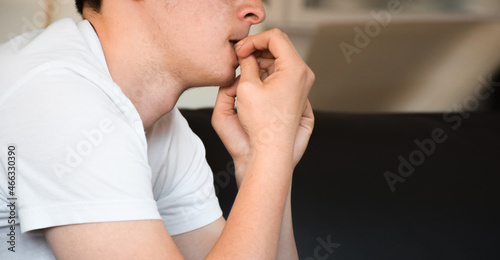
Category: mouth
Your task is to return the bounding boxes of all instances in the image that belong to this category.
[229,40,239,47]
[229,37,245,68]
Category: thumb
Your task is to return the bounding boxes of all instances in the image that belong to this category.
[238,54,261,85]
[214,77,239,115]
[213,77,240,131]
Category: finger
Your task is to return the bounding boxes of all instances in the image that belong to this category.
[254,50,274,59]
[257,58,275,82]
[301,99,314,125]
[297,100,315,141]
[238,54,262,84]
[213,77,239,118]
[212,77,251,158]
[293,99,315,166]
[259,70,269,82]
[256,58,276,75]
[235,29,300,63]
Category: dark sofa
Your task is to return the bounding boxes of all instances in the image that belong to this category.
[180,108,500,260]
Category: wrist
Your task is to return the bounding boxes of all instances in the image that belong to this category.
[233,158,248,188]
[233,139,295,189]
[244,148,294,181]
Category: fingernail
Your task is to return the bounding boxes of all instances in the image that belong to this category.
[234,40,244,52]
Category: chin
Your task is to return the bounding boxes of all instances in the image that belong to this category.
[220,74,237,86]
[209,68,237,87]
[193,62,237,87]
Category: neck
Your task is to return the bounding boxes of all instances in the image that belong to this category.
[84,9,185,131]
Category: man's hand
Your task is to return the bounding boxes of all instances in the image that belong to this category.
[212,29,315,181]
[211,29,315,260]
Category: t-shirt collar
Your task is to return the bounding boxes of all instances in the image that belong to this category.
[77,19,112,79]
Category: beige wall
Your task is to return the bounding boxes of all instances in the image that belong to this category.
[0,0,81,43]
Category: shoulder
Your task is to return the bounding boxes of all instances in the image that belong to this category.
[0,18,110,94]
[0,69,147,167]
[1,17,142,138]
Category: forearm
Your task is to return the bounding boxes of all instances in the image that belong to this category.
[277,187,298,260]
[206,150,294,259]
[229,156,298,260]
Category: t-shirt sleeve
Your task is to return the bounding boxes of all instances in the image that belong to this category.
[146,108,223,236]
[1,72,161,233]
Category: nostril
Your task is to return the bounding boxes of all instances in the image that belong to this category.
[239,5,266,24]
[244,13,262,23]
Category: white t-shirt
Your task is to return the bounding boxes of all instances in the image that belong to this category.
[0,18,222,259]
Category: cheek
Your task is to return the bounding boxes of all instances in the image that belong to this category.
[184,31,231,63]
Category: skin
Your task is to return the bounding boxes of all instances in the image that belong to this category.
[44,0,315,259]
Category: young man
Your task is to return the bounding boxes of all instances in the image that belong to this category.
[0,0,314,259]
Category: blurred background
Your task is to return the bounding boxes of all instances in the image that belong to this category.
[1,0,500,112]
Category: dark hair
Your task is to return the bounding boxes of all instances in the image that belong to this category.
[75,0,102,15]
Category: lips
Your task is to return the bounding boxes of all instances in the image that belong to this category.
[228,41,239,68]
[228,36,246,67]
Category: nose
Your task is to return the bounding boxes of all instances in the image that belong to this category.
[237,0,266,25]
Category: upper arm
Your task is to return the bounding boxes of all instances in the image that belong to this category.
[44,217,226,260]
[172,217,225,260]
[45,219,184,260]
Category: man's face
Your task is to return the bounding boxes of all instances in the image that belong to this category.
[143,0,266,88]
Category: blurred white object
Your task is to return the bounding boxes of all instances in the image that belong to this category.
[0,0,81,43]
[306,18,500,112]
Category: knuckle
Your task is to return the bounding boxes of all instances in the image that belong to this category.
[308,69,316,84]
[211,116,220,129]
[282,32,291,42]
[270,28,282,35]
[297,63,310,77]
[297,65,315,85]
[270,28,289,40]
